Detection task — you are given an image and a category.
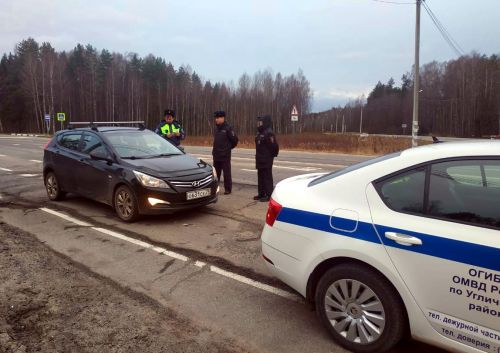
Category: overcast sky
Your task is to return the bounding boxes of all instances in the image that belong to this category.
[1,0,499,112]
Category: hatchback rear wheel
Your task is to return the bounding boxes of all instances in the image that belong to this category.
[44,171,66,201]
[315,263,406,353]
[114,185,140,222]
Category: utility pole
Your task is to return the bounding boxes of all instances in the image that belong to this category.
[412,0,421,148]
[359,106,363,134]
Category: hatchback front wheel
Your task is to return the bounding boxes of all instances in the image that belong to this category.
[114,185,139,222]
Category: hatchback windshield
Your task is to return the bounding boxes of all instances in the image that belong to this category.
[104,130,183,158]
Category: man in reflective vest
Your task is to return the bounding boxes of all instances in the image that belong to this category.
[155,109,185,146]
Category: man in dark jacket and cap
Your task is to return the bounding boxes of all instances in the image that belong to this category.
[212,111,238,195]
[254,115,279,202]
[155,109,185,146]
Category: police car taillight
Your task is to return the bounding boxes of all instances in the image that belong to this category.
[43,139,52,150]
[266,198,282,227]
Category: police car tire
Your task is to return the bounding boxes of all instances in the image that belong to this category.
[45,171,66,201]
[114,185,140,222]
[315,263,406,353]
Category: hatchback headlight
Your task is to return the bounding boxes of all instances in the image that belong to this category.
[133,170,170,189]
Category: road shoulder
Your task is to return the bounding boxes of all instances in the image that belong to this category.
[0,221,250,353]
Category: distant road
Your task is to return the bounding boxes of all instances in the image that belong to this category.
[184,146,372,186]
[367,133,482,142]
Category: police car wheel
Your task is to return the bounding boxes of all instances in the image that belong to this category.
[315,263,406,353]
[114,185,139,222]
[45,171,66,201]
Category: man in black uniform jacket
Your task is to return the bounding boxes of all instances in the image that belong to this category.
[254,115,279,202]
[212,111,238,195]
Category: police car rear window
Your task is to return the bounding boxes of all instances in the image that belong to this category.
[308,152,401,187]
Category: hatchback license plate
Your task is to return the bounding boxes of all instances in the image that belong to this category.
[186,188,211,200]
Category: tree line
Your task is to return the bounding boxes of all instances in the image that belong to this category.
[0,38,311,135]
[305,53,500,138]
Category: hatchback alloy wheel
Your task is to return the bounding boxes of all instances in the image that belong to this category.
[114,185,139,222]
[45,172,65,201]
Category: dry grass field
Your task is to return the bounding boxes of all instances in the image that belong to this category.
[183,133,429,155]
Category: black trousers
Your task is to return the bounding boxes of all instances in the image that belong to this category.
[257,168,274,197]
[214,160,232,192]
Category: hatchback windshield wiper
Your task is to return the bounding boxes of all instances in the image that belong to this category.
[146,153,179,158]
[121,155,147,160]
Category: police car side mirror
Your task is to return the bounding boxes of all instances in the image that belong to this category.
[90,150,114,164]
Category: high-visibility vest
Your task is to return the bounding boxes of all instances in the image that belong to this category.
[160,123,180,135]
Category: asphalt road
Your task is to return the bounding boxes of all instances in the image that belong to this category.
[183,145,373,185]
[0,135,444,353]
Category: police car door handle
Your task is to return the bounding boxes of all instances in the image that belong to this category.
[384,232,422,246]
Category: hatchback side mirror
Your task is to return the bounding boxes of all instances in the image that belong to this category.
[90,149,114,164]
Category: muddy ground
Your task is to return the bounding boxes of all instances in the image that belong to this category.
[0,222,250,353]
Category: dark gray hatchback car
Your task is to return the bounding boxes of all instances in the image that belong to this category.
[43,124,218,222]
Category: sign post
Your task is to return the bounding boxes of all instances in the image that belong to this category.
[291,105,299,134]
[44,114,51,134]
[57,112,66,130]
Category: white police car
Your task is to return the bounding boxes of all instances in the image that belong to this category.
[261,141,500,353]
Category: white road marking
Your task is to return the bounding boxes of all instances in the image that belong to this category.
[274,165,321,171]
[40,208,93,227]
[0,167,13,172]
[151,246,189,262]
[193,153,345,169]
[0,134,44,140]
[39,207,299,301]
[21,174,39,177]
[194,261,206,268]
[12,144,20,146]
[93,227,153,247]
[243,166,320,172]
[210,266,300,302]
[30,160,42,163]
[0,154,5,157]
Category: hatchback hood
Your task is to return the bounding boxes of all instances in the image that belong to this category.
[123,154,209,177]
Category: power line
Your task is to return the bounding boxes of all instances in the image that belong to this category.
[371,0,415,4]
[423,2,464,55]
[422,1,465,56]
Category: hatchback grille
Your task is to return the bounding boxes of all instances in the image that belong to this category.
[169,174,213,189]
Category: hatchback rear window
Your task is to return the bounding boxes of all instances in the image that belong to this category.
[57,132,82,151]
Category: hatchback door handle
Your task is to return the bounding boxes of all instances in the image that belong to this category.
[385,232,422,246]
